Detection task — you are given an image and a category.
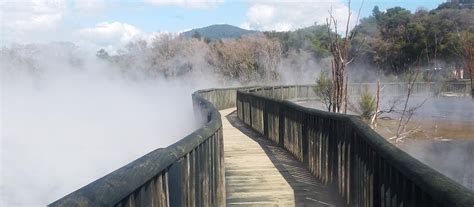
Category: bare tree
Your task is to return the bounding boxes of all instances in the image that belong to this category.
[366,77,426,143]
[208,36,281,83]
[468,47,474,98]
[390,67,427,143]
[326,0,363,112]
[209,38,258,82]
[370,81,380,126]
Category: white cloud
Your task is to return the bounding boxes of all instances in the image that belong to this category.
[75,22,175,53]
[77,22,142,47]
[241,0,357,32]
[145,0,224,9]
[0,0,189,49]
[0,0,66,43]
[0,0,141,53]
[72,0,107,16]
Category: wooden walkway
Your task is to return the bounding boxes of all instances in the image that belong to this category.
[220,108,345,207]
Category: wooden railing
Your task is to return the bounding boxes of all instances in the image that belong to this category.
[49,87,247,207]
[248,81,471,99]
[345,81,471,96]
[237,85,474,207]
[50,82,471,207]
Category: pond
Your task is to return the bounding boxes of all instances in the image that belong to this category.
[294,96,474,191]
[296,96,474,140]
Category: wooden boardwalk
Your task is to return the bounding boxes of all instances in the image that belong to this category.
[220,108,345,207]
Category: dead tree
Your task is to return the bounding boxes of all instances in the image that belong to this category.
[370,81,380,126]
[470,48,474,97]
[391,67,427,143]
[369,77,426,143]
[326,0,363,112]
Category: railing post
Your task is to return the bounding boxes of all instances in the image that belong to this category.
[302,113,309,167]
[263,99,268,138]
[241,93,245,123]
[373,152,381,206]
[278,105,285,147]
[168,159,183,207]
[249,97,253,128]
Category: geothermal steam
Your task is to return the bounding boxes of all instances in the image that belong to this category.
[0,44,217,205]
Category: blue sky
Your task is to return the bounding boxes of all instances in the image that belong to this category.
[103,1,250,33]
[102,0,446,33]
[1,0,446,50]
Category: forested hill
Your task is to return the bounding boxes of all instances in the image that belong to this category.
[78,1,473,84]
[265,2,474,75]
[181,24,261,40]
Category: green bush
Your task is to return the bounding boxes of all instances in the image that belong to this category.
[312,71,333,111]
[358,86,376,119]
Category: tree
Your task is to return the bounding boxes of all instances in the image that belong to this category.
[357,86,376,119]
[96,49,110,60]
[310,26,331,59]
[372,7,413,73]
[452,31,474,97]
[325,0,362,113]
[192,31,202,40]
[357,4,473,76]
[471,48,474,97]
[208,36,281,83]
[265,25,331,60]
[313,71,333,111]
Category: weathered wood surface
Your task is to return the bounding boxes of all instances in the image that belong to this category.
[221,108,345,207]
[237,88,474,207]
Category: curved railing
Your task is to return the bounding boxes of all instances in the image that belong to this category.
[49,87,248,206]
[50,82,472,207]
[237,85,474,207]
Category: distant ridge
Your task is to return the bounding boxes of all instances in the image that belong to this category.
[181,24,261,40]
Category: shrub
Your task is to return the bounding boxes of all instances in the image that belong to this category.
[359,86,376,118]
[358,86,376,119]
[313,71,333,111]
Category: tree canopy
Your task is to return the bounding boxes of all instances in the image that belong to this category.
[355,4,474,74]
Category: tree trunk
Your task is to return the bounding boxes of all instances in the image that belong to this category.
[470,48,474,98]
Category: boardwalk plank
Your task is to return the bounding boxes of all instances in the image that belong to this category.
[221,108,345,207]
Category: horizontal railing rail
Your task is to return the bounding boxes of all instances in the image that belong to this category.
[246,81,471,99]
[49,87,251,207]
[237,85,474,207]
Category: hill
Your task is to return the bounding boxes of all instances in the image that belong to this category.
[181,24,261,40]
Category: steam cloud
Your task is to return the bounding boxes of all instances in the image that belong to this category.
[0,43,220,206]
[2,34,472,206]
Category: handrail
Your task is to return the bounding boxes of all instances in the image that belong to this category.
[237,85,474,206]
[49,82,471,207]
[49,87,249,206]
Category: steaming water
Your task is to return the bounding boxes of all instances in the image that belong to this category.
[296,96,474,139]
[400,140,474,191]
[414,96,474,122]
[295,96,474,191]
[371,97,474,140]
[1,67,215,206]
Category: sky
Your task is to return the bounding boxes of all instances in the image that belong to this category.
[0,0,446,51]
